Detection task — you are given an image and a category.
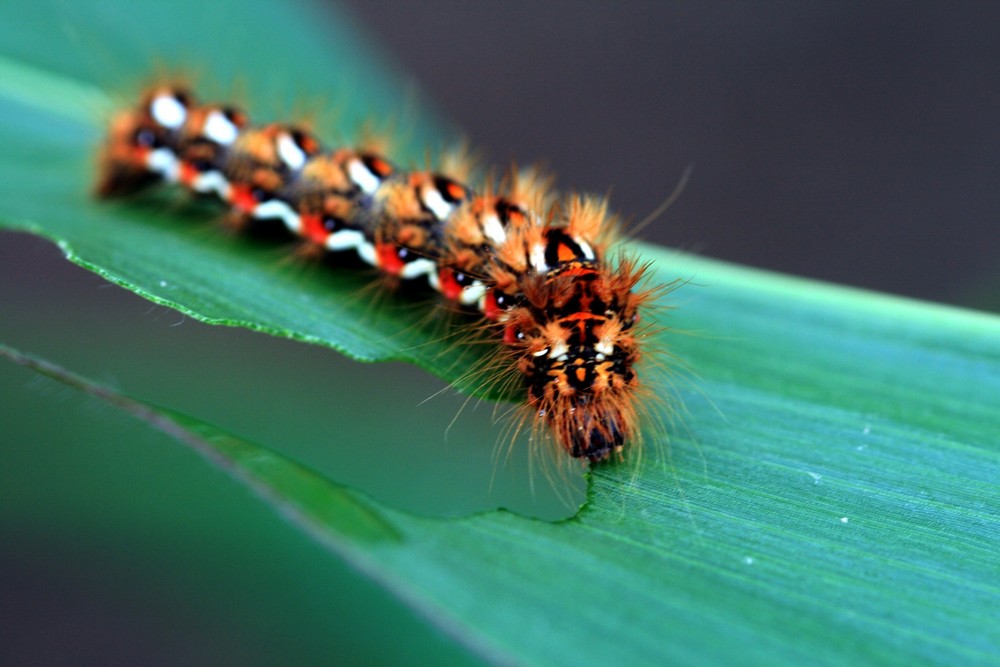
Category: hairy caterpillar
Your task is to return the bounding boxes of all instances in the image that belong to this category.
[96,84,665,463]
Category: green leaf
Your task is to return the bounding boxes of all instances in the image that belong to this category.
[0,343,398,546]
[2,1,999,666]
[0,336,484,666]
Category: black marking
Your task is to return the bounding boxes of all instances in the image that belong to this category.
[543,228,587,268]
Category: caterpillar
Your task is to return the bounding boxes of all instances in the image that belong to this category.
[96,84,663,463]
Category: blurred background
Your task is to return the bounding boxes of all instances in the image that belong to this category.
[343,0,1000,311]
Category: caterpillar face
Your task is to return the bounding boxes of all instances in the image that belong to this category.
[504,258,641,461]
[521,324,638,461]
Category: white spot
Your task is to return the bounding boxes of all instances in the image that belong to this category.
[399,257,437,280]
[191,170,230,198]
[862,424,871,435]
[151,94,186,129]
[427,270,441,292]
[158,280,168,288]
[840,517,849,524]
[481,213,506,244]
[529,242,548,273]
[549,341,569,359]
[807,471,822,484]
[146,148,178,181]
[533,348,550,357]
[325,229,365,252]
[743,556,755,565]
[277,133,308,171]
[203,110,239,145]
[856,444,867,452]
[348,158,381,195]
[252,199,300,233]
[594,340,614,357]
[576,237,596,260]
[595,353,606,361]
[356,241,377,267]
[421,186,456,221]
[459,282,487,307]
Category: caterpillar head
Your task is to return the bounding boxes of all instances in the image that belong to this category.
[502,260,645,461]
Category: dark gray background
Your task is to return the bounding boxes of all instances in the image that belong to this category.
[343,1,1000,310]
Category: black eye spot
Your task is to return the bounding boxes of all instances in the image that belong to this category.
[173,90,192,108]
[454,272,471,287]
[397,246,409,261]
[251,187,271,203]
[134,128,158,148]
[495,292,508,309]
[191,158,211,173]
[321,216,342,232]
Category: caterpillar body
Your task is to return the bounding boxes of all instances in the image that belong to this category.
[97,85,663,462]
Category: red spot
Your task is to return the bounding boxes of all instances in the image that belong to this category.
[446,181,468,202]
[503,325,519,345]
[296,132,320,155]
[376,242,404,275]
[130,145,151,167]
[178,161,198,187]
[438,269,462,301]
[229,109,249,128]
[483,289,500,320]
[368,157,394,178]
[300,213,328,245]
[229,183,257,214]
